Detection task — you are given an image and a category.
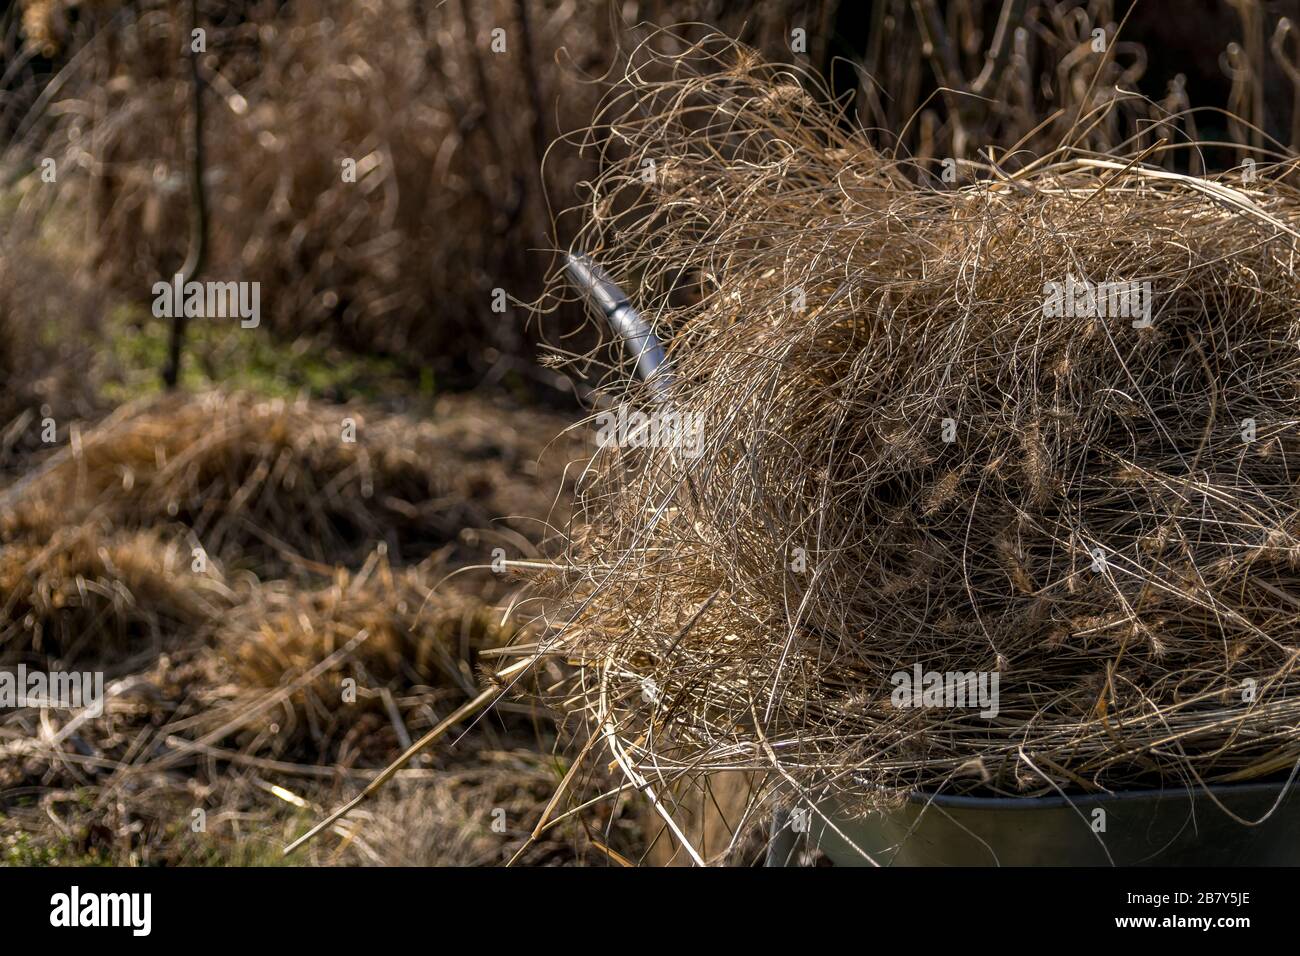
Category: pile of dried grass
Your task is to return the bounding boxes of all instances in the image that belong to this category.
[0,380,600,862]
[540,36,1300,807]
[0,524,228,667]
[212,553,517,766]
[0,543,588,863]
[2,390,575,571]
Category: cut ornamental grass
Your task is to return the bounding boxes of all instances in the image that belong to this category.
[0,549,587,864]
[533,35,1300,811]
[203,556,636,863]
[0,545,608,865]
[0,524,229,668]
[0,387,577,767]
[0,383,617,864]
[211,553,521,767]
[1,389,580,574]
[0,528,523,765]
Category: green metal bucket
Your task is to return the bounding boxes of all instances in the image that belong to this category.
[768,780,1300,866]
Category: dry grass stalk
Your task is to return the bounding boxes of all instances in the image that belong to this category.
[2,389,576,571]
[212,555,518,766]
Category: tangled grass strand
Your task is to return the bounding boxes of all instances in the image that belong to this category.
[540,34,1300,808]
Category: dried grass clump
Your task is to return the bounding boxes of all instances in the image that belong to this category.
[2,390,573,570]
[212,553,518,766]
[0,523,228,667]
[542,36,1300,806]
